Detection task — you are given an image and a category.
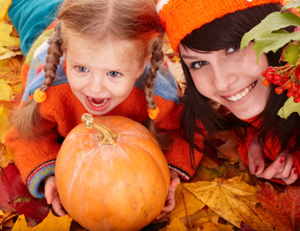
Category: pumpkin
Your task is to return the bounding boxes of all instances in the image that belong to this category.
[55,113,170,231]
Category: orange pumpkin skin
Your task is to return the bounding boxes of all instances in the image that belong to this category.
[55,115,170,231]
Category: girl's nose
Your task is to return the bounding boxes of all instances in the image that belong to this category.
[88,76,106,94]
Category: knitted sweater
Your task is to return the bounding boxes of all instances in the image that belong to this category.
[5,22,205,198]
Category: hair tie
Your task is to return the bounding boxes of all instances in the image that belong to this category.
[147,107,160,120]
[33,88,47,103]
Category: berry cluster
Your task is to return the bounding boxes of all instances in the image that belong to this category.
[262,64,300,103]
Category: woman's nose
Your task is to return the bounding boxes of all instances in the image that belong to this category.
[212,60,238,91]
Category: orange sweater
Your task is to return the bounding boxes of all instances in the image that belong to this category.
[5,22,205,198]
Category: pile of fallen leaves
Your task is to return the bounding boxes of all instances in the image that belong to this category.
[1,0,300,230]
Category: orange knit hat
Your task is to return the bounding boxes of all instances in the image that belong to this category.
[157,0,283,53]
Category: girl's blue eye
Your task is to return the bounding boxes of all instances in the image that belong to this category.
[227,45,239,54]
[77,66,89,72]
[108,71,120,77]
[190,61,207,69]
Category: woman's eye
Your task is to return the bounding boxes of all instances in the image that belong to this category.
[108,71,120,77]
[190,61,207,69]
[76,66,89,72]
[227,45,239,54]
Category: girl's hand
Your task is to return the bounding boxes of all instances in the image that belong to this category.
[156,170,180,220]
[248,137,298,185]
[44,176,67,216]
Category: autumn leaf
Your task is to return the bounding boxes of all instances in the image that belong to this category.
[256,182,300,231]
[0,144,14,168]
[159,217,188,231]
[0,164,49,223]
[0,0,11,21]
[183,176,273,230]
[170,184,205,221]
[0,21,20,52]
[12,210,72,231]
[0,210,18,229]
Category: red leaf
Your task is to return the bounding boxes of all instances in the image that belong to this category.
[0,164,49,222]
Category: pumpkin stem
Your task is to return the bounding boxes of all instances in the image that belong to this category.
[81,113,118,145]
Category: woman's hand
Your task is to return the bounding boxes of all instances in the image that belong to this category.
[248,137,298,185]
[156,170,180,220]
[44,176,67,216]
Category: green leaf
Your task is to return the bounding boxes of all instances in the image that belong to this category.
[283,42,300,65]
[277,97,300,119]
[241,12,300,50]
[252,30,300,63]
[282,0,300,12]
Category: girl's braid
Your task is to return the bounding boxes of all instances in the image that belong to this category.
[11,21,64,139]
[143,39,172,150]
[143,39,164,110]
[42,20,63,92]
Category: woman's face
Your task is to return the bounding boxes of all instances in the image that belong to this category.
[179,42,270,120]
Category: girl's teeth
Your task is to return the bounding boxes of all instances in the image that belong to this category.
[226,82,255,102]
[87,97,108,107]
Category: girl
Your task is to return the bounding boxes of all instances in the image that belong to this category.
[5,0,205,218]
[157,0,299,185]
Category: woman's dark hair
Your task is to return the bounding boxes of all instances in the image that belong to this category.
[179,3,300,168]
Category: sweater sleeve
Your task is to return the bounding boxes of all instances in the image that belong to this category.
[8,0,63,56]
[5,116,60,198]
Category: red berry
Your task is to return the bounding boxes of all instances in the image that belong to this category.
[266,72,274,83]
[287,91,293,98]
[275,87,283,95]
[295,66,300,80]
[294,97,300,103]
[263,79,270,86]
[279,77,289,87]
[266,67,276,73]
[261,70,267,77]
[284,81,293,90]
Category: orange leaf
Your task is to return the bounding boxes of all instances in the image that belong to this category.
[256,182,300,231]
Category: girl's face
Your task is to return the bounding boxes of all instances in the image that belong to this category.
[179,42,270,120]
[65,36,147,116]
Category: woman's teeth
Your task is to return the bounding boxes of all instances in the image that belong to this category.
[87,97,108,107]
[226,82,256,102]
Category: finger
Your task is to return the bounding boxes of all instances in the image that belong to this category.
[273,154,293,179]
[52,197,67,217]
[156,211,168,220]
[44,183,55,205]
[170,176,180,188]
[282,167,298,185]
[248,151,265,175]
[257,155,286,179]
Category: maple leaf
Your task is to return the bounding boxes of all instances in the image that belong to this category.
[183,176,274,230]
[0,164,49,223]
[0,0,11,21]
[255,182,300,231]
[12,210,72,231]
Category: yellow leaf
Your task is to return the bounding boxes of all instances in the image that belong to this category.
[0,47,22,60]
[0,211,18,229]
[12,210,72,231]
[0,0,11,21]
[0,79,12,101]
[0,105,11,143]
[161,217,188,231]
[170,184,205,220]
[0,21,20,47]
[183,176,274,230]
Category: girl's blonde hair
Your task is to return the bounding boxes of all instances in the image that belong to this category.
[13,0,170,149]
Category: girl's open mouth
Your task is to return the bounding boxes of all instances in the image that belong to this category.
[85,96,110,111]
